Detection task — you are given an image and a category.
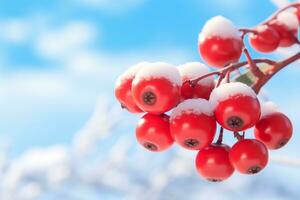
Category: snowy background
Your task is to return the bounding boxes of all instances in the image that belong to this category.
[0,0,299,199]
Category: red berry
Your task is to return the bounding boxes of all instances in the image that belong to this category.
[295,7,300,21]
[178,62,215,100]
[132,62,181,114]
[229,139,269,174]
[195,144,234,182]
[198,16,243,68]
[249,25,280,53]
[210,82,261,131]
[136,113,173,152]
[170,99,216,150]
[267,12,299,47]
[115,63,146,113]
[254,112,293,150]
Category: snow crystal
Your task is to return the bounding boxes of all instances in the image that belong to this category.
[199,15,240,39]
[260,101,279,118]
[170,98,214,120]
[209,82,257,108]
[178,62,214,86]
[115,62,149,87]
[134,62,182,86]
[276,11,299,30]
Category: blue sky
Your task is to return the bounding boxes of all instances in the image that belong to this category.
[0,0,299,160]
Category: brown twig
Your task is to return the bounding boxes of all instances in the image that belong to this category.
[252,52,300,93]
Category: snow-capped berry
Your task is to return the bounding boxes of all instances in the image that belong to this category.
[209,82,261,131]
[268,12,299,47]
[254,108,293,150]
[170,99,216,150]
[249,25,280,53]
[198,16,243,68]
[178,62,215,100]
[132,62,181,114]
[115,62,148,113]
[195,143,234,182]
[259,101,279,119]
[136,113,174,152]
[229,139,268,174]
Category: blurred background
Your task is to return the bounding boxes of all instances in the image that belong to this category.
[0,0,299,199]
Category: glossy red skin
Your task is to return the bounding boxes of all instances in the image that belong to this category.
[296,8,300,21]
[254,112,293,150]
[215,95,261,131]
[195,144,234,181]
[170,113,216,150]
[268,19,298,47]
[181,76,215,100]
[132,77,181,114]
[229,139,269,174]
[199,35,243,68]
[136,114,173,152]
[249,25,280,53]
[115,77,143,113]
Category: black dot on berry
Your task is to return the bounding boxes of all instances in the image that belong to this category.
[277,139,288,149]
[227,116,244,130]
[143,142,158,151]
[207,178,222,182]
[247,166,261,174]
[184,139,200,148]
[142,91,156,105]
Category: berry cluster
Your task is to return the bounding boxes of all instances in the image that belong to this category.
[114,3,299,182]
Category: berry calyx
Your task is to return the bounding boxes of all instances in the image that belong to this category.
[254,112,293,150]
[132,62,181,114]
[178,62,215,100]
[229,139,268,174]
[136,113,174,152]
[209,82,261,131]
[195,143,234,182]
[249,25,280,53]
[198,16,243,68]
[170,99,216,150]
[115,62,147,113]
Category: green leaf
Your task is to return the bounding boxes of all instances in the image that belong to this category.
[234,63,272,86]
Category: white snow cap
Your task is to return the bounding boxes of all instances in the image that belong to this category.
[170,98,214,120]
[255,25,269,33]
[199,15,240,40]
[115,62,149,87]
[134,62,182,86]
[178,62,214,86]
[276,11,299,30]
[260,101,280,118]
[209,82,257,108]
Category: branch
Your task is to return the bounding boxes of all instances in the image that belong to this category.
[187,58,276,87]
[252,52,300,93]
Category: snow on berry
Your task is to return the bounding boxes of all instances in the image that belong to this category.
[276,11,299,30]
[134,62,182,86]
[199,15,240,39]
[260,101,279,118]
[170,98,214,120]
[115,62,149,87]
[178,62,214,86]
[209,82,257,108]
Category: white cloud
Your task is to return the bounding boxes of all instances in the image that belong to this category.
[35,22,97,59]
[0,19,31,43]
